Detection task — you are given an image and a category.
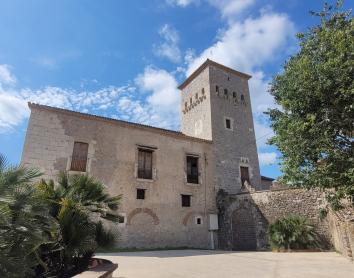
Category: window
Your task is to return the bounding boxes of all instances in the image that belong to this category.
[241,94,245,102]
[224,88,228,98]
[136,189,145,199]
[233,92,237,98]
[216,85,219,93]
[187,155,199,184]
[202,88,205,95]
[70,142,89,172]
[181,194,191,207]
[225,118,231,129]
[138,149,153,179]
[195,93,198,100]
[240,166,250,186]
[227,76,230,81]
[196,217,202,225]
[184,102,187,110]
[118,215,125,224]
[190,97,192,105]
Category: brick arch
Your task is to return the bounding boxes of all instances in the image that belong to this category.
[127,208,159,225]
[182,211,205,226]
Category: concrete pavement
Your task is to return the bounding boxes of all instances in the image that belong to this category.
[97,250,354,278]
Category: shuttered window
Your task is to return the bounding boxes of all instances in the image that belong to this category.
[187,156,199,184]
[70,142,89,172]
[240,166,250,186]
[138,149,153,179]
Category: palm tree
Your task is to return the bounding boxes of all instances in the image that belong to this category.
[0,154,57,278]
[269,214,319,251]
[36,172,121,277]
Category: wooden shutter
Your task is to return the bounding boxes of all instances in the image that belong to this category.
[138,149,153,179]
[70,142,88,172]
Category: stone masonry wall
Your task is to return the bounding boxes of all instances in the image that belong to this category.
[22,105,218,249]
[218,188,331,250]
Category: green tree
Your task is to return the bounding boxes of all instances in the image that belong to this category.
[267,1,354,209]
[36,172,121,277]
[0,155,57,277]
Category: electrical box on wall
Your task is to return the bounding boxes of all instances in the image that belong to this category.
[209,214,218,230]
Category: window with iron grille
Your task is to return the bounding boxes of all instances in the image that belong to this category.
[240,166,250,186]
[138,149,153,179]
[181,194,191,207]
[70,142,88,172]
[136,189,145,200]
[187,155,199,184]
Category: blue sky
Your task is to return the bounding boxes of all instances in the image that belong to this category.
[0,0,352,178]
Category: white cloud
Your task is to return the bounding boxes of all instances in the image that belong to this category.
[0,65,17,86]
[187,12,295,75]
[166,0,199,7]
[136,66,180,113]
[0,91,28,133]
[154,24,182,63]
[208,0,255,20]
[258,152,277,166]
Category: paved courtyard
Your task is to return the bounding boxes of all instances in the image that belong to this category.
[98,249,354,278]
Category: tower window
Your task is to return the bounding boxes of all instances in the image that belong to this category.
[181,194,191,207]
[224,89,228,98]
[202,88,205,95]
[240,166,250,186]
[216,85,219,93]
[186,155,199,184]
[227,76,230,81]
[225,117,233,130]
[136,189,145,200]
[195,93,198,100]
[226,119,231,129]
[241,94,245,102]
[233,92,237,98]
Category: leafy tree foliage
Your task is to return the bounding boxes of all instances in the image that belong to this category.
[267,1,354,208]
[269,215,319,251]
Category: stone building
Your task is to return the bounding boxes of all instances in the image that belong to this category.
[21,59,263,249]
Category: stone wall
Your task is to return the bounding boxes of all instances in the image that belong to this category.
[328,206,354,260]
[22,104,218,249]
[218,188,332,250]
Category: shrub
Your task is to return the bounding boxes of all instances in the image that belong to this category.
[269,215,319,251]
[35,172,121,277]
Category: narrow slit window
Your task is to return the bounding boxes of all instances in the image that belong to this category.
[216,85,219,93]
[70,142,89,172]
[187,155,199,184]
[138,149,153,179]
[225,119,231,129]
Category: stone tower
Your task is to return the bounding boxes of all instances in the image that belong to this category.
[179,59,261,193]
